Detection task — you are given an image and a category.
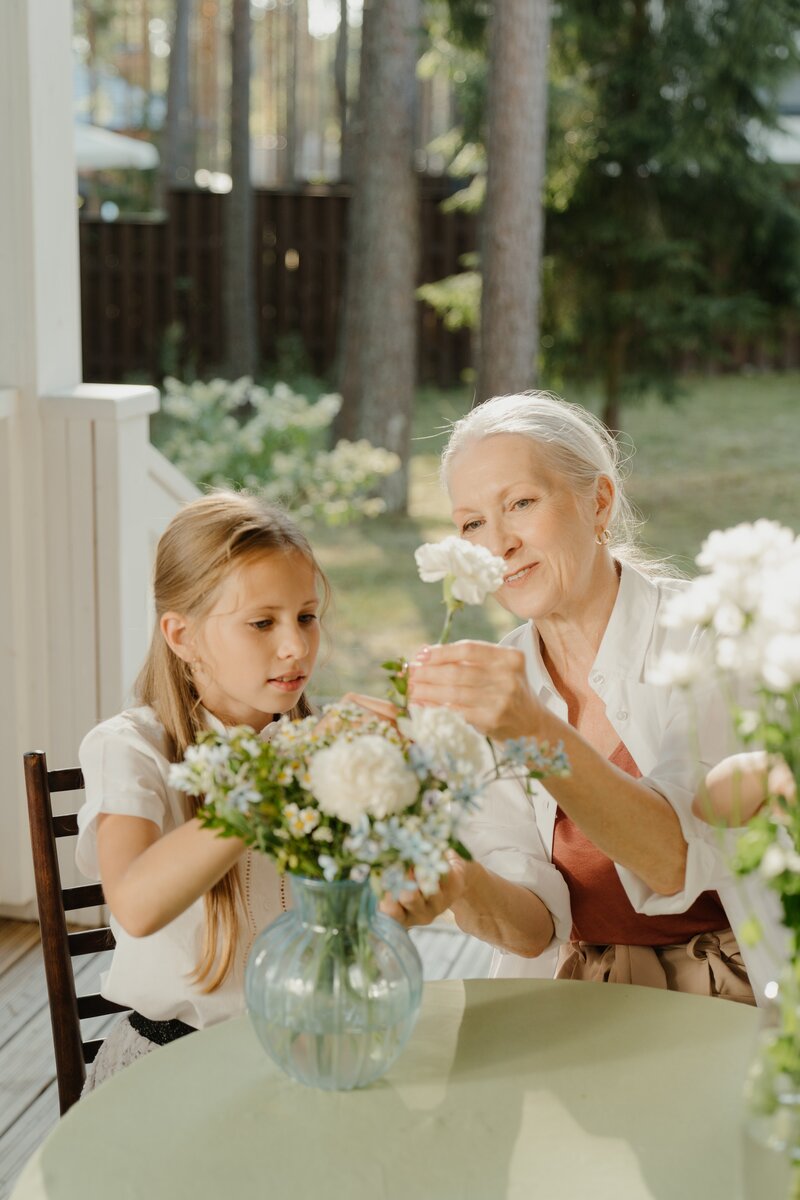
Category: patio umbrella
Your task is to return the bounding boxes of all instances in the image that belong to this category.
[74,123,159,171]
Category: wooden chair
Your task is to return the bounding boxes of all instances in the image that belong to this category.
[24,750,128,1115]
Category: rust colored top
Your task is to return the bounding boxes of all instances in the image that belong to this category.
[552,740,726,946]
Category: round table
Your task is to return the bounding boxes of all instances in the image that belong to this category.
[12,979,758,1200]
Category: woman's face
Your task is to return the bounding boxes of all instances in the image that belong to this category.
[448,433,605,623]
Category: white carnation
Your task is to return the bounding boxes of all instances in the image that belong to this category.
[307,735,418,825]
[399,705,491,779]
[660,576,723,630]
[697,520,796,574]
[414,536,505,605]
[762,634,800,692]
[648,650,706,688]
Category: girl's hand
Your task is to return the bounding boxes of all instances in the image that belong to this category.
[342,692,402,726]
[315,693,401,735]
[407,640,540,741]
[379,853,469,928]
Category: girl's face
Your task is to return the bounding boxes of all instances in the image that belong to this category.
[448,433,608,624]
[190,549,321,731]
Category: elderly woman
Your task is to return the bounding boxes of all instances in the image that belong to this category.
[381,392,763,1004]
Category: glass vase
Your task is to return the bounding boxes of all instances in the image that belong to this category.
[742,974,800,1200]
[245,875,423,1090]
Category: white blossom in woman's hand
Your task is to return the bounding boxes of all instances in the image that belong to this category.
[308,736,418,824]
[415,536,505,605]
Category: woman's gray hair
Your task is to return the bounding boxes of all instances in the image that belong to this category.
[441,391,669,575]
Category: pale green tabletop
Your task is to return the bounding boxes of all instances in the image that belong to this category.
[12,979,758,1200]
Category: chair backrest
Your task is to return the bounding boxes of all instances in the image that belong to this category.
[24,750,128,1115]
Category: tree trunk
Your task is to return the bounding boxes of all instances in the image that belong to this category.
[602,321,630,434]
[161,0,193,195]
[336,0,419,514]
[335,0,352,179]
[476,0,550,403]
[224,0,258,377]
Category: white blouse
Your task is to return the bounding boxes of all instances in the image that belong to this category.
[463,561,788,1003]
[77,706,283,1027]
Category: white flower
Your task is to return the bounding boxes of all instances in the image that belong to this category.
[399,705,490,780]
[759,842,800,879]
[284,803,321,837]
[762,634,800,692]
[414,536,505,605]
[760,844,787,879]
[307,735,418,825]
[712,601,746,637]
[660,577,723,630]
[648,650,706,687]
[696,520,796,574]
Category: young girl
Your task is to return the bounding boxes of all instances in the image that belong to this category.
[76,490,329,1089]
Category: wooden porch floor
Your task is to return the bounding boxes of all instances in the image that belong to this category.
[0,918,491,1200]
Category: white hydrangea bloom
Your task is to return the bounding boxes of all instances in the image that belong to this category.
[414,536,505,605]
[399,705,491,780]
[307,736,418,825]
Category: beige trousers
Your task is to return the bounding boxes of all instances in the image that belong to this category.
[555,927,755,1005]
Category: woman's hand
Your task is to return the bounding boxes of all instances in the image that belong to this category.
[379,853,469,929]
[407,640,541,741]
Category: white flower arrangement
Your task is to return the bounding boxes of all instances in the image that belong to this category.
[169,702,569,898]
[657,518,800,1080]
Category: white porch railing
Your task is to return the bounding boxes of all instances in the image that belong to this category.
[0,384,198,915]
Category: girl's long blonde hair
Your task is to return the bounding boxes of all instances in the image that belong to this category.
[134,490,329,991]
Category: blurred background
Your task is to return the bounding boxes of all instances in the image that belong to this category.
[72,0,800,696]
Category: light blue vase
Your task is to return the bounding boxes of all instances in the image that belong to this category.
[245,875,423,1090]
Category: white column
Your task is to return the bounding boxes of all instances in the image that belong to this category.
[0,0,83,915]
[0,3,172,915]
[39,385,161,742]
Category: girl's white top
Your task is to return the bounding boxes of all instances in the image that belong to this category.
[77,706,283,1028]
[463,561,788,1005]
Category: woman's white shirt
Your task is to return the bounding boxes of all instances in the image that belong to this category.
[76,706,283,1028]
[463,561,788,1002]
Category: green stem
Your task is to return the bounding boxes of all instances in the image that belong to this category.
[438,606,456,645]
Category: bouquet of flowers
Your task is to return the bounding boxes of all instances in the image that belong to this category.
[170,535,568,900]
[659,520,800,953]
[658,519,800,1171]
[169,698,568,899]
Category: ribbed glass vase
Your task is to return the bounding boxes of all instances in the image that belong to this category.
[245,875,423,1090]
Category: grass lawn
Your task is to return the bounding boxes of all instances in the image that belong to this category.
[311,372,800,698]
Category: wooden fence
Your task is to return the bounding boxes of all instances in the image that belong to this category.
[79,184,800,388]
[79,182,476,388]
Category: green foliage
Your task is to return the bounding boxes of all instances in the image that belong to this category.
[543,0,800,415]
[418,0,800,419]
[416,259,481,331]
[150,375,400,525]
